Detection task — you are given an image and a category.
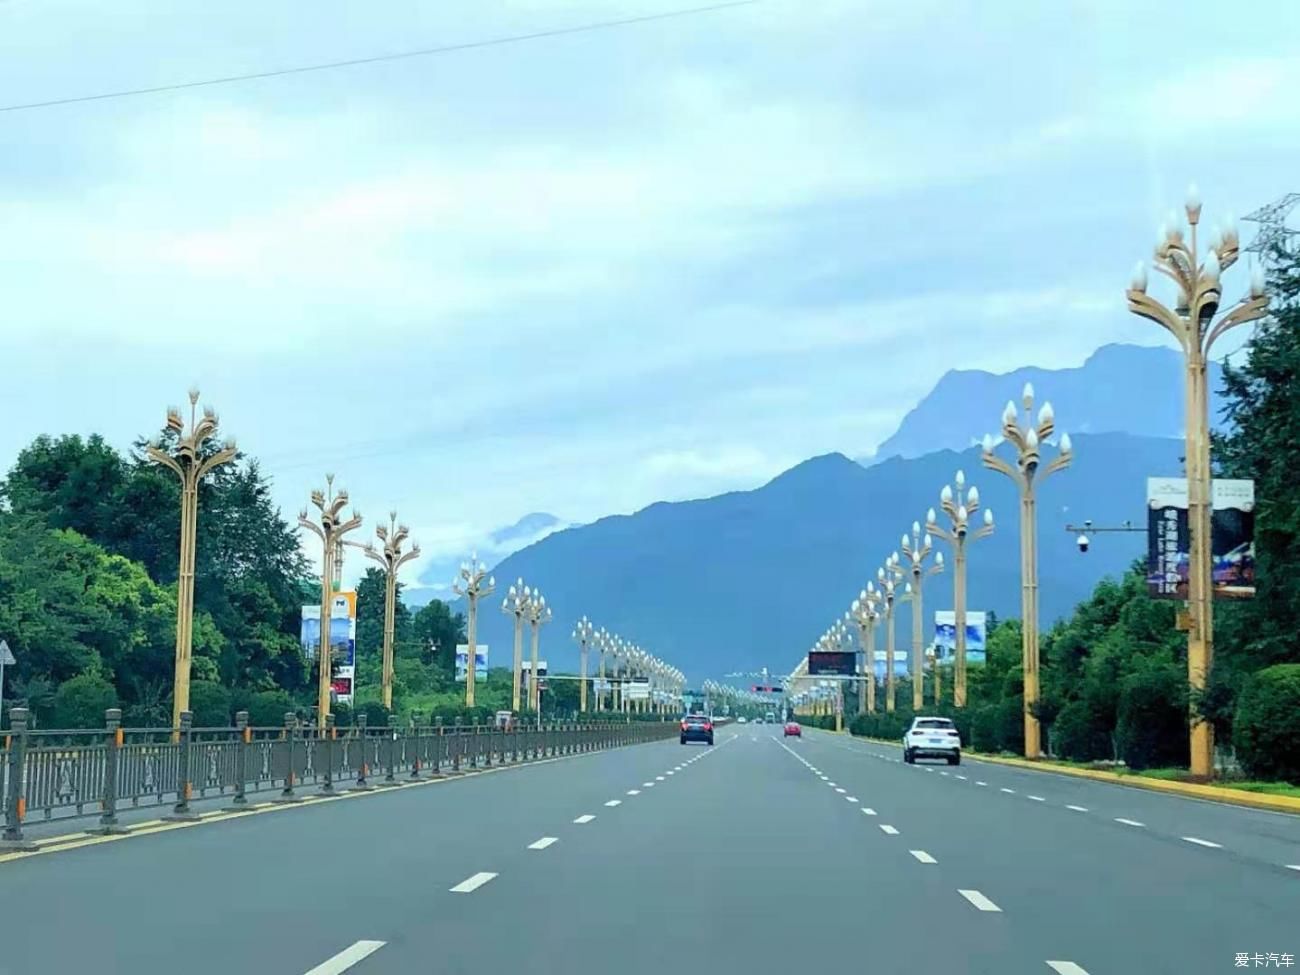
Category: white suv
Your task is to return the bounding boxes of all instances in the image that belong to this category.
[903,716,961,765]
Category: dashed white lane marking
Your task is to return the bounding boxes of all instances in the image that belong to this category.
[573,815,595,824]
[835,787,846,794]
[846,796,858,802]
[976,781,988,786]
[665,771,675,776]
[1066,805,1089,813]
[1028,795,1046,802]
[1000,787,1016,794]
[1182,836,1222,849]
[1115,818,1145,828]
[605,800,622,807]
[450,872,497,893]
[940,771,949,776]
[643,782,655,788]
[924,768,934,773]
[910,850,937,864]
[861,808,877,816]
[879,825,899,835]
[627,789,641,796]
[955,774,968,780]
[303,941,386,975]
[1287,865,1300,872]
[1046,962,1091,974]
[958,889,1002,912]
[528,837,558,850]
[655,776,665,781]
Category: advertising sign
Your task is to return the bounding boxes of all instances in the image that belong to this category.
[301,591,357,705]
[624,681,651,701]
[522,659,548,693]
[808,651,856,676]
[872,650,910,680]
[1146,478,1256,600]
[933,611,987,665]
[455,645,489,681]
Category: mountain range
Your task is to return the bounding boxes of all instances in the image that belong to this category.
[430,344,1198,682]
[869,343,1222,463]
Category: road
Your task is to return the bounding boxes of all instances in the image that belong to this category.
[0,723,1296,975]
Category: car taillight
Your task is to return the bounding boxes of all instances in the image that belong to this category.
[947,731,959,737]
[704,723,713,731]
[681,721,688,730]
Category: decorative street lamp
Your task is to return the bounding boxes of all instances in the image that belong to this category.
[898,524,944,710]
[525,589,552,711]
[573,616,595,713]
[298,475,364,729]
[849,586,881,714]
[876,564,902,712]
[452,555,495,707]
[594,627,611,712]
[362,512,420,712]
[146,390,238,731]
[1126,186,1268,778]
[982,384,1071,759]
[927,471,994,708]
[501,580,531,712]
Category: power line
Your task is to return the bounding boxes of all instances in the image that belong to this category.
[0,0,759,114]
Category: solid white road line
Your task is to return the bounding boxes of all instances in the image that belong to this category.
[1028,795,1046,802]
[627,789,640,796]
[1000,787,1016,794]
[910,850,937,864]
[303,941,386,975]
[1182,836,1222,849]
[573,815,596,824]
[1045,962,1091,974]
[1114,818,1145,827]
[958,889,1002,912]
[450,872,498,894]
[605,800,622,807]
[1066,805,1089,813]
[528,837,558,850]
[861,808,877,816]
[879,825,899,835]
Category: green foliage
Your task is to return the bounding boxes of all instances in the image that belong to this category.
[1233,664,1300,783]
[1114,658,1188,770]
[245,689,296,727]
[52,673,119,728]
[189,680,233,727]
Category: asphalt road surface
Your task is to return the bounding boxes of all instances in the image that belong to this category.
[1,723,1296,975]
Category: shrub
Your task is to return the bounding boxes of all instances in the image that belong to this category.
[1115,661,1187,771]
[246,689,296,727]
[1051,699,1114,762]
[1233,664,1300,784]
[52,674,118,728]
[188,680,233,727]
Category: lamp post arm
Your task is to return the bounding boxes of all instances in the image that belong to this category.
[1204,295,1269,354]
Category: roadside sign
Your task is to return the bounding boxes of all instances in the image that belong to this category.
[0,641,14,666]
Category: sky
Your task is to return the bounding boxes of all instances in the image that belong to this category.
[2,0,1298,592]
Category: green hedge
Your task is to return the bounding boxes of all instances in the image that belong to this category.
[1233,664,1300,784]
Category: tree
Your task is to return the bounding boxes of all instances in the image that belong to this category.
[1233,664,1300,783]
[189,680,233,726]
[410,599,465,683]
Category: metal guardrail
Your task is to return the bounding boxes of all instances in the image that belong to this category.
[1,707,675,848]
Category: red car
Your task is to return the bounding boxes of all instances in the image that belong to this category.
[784,722,801,738]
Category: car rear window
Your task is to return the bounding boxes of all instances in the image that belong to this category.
[915,719,955,730]
[684,716,709,725]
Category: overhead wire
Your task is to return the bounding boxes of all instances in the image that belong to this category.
[0,0,759,114]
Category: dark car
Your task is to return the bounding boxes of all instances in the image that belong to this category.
[680,714,714,746]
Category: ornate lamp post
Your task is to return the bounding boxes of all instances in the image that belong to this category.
[982,384,1071,758]
[452,556,495,707]
[525,589,552,711]
[298,475,364,728]
[573,616,595,713]
[849,586,881,714]
[1126,187,1268,778]
[146,390,238,730]
[594,628,611,712]
[927,472,994,708]
[501,580,531,712]
[361,513,420,711]
[898,524,944,710]
[876,563,902,712]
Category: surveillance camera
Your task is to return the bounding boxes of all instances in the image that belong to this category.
[1077,534,1090,554]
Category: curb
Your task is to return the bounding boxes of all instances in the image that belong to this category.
[841,731,1300,816]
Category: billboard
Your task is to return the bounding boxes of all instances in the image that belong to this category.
[455,645,489,681]
[625,679,651,701]
[872,650,909,680]
[1146,478,1256,600]
[522,659,548,693]
[301,591,357,705]
[808,651,856,676]
[934,611,987,665]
